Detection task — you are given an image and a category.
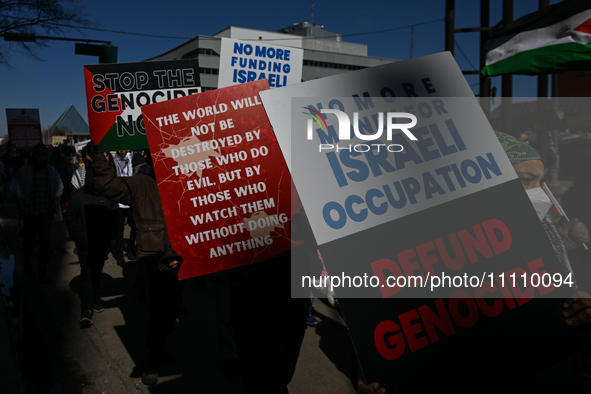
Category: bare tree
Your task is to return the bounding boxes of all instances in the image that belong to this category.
[42,124,71,142]
[0,0,91,65]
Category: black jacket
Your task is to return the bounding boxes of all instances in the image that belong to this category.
[64,185,119,254]
[91,153,170,259]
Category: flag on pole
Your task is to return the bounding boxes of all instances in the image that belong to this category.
[482,0,591,77]
[542,183,589,250]
[542,183,567,220]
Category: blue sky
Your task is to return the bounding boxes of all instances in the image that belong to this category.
[0,0,562,136]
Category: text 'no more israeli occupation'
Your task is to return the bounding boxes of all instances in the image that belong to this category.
[308,95,503,230]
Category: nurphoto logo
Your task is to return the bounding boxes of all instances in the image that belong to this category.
[303,107,418,153]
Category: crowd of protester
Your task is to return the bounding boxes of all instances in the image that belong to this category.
[1,131,591,393]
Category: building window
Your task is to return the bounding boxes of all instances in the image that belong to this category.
[181,47,220,59]
[199,48,219,56]
[303,59,366,71]
[199,67,219,75]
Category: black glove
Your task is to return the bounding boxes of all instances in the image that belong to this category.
[159,245,183,272]
[86,141,99,159]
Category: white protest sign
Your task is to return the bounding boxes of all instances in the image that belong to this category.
[260,52,517,245]
[75,139,91,153]
[217,37,303,89]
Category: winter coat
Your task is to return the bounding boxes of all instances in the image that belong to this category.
[90,153,170,259]
[64,185,119,254]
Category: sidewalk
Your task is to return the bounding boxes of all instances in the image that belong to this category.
[0,208,356,394]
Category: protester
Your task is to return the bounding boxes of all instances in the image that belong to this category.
[230,255,308,393]
[71,158,86,191]
[132,149,147,175]
[10,143,63,283]
[562,156,591,230]
[64,146,119,327]
[49,145,69,186]
[561,156,591,292]
[209,271,240,381]
[85,142,184,386]
[228,208,321,393]
[497,131,591,389]
[351,133,591,393]
[49,145,70,210]
[495,131,590,280]
[68,152,84,185]
[113,150,135,266]
[1,143,13,183]
[113,150,132,178]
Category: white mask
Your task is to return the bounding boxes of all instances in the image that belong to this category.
[526,187,552,221]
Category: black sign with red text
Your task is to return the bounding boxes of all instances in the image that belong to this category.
[322,180,591,392]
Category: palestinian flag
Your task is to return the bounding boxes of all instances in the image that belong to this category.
[482,0,591,77]
[542,183,566,220]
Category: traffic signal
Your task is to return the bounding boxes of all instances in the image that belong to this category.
[75,43,118,63]
[2,32,36,42]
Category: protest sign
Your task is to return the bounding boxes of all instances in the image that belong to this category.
[141,79,296,279]
[84,60,201,152]
[259,52,590,391]
[217,38,303,89]
[260,52,564,297]
[74,139,91,153]
[6,108,43,149]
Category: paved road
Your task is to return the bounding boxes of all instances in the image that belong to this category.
[1,216,357,394]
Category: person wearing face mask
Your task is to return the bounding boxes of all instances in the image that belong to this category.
[497,131,591,335]
[496,131,591,388]
[495,132,590,283]
[352,133,591,394]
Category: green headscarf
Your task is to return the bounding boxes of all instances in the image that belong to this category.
[495,131,542,165]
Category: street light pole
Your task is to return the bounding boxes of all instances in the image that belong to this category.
[1,33,117,63]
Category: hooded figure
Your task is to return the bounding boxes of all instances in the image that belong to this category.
[64,146,119,326]
[85,142,184,386]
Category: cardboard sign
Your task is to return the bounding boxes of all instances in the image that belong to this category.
[217,38,303,89]
[259,52,589,391]
[6,108,43,149]
[141,79,296,279]
[84,60,201,152]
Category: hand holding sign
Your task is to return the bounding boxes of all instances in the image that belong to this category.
[86,141,99,159]
[357,380,386,394]
[563,290,591,326]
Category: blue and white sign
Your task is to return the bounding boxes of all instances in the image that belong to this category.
[218,38,303,89]
[261,53,516,245]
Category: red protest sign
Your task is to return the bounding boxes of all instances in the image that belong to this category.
[142,79,297,279]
